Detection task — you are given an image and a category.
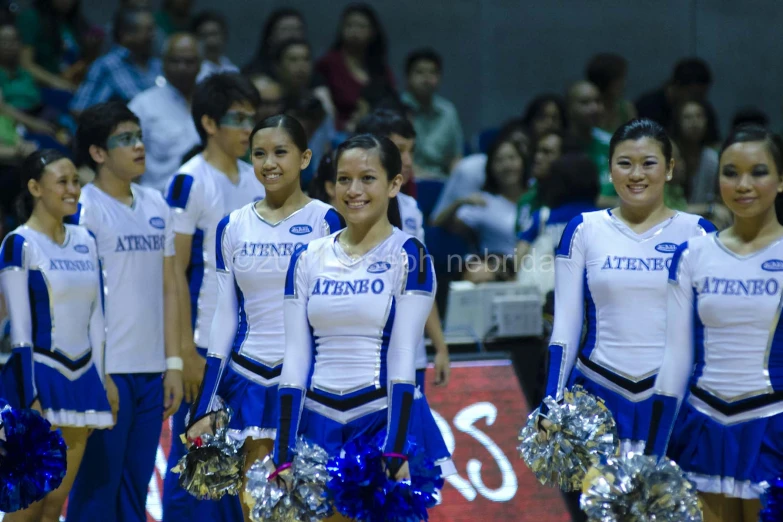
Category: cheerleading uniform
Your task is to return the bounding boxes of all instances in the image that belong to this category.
[191,200,342,441]
[0,225,112,428]
[397,193,429,391]
[163,154,264,522]
[273,227,455,477]
[544,210,714,453]
[66,184,175,522]
[647,233,783,499]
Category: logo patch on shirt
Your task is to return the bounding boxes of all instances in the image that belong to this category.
[367,261,391,274]
[149,217,165,229]
[654,242,678,253]
[73,244,89,254]
[404,217,417,232]
[761,259,783,272]
[289,225,313,235]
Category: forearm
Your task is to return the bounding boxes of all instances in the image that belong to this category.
[164,272,180,359]
[425,303,447,354]
[430,199,465,228]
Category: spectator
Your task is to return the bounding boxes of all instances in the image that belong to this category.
[15,0,91,91]
[242,8,305,76]
[430,117,527,222]
[670,99,719,205]
[128,33,200,192]
[516,130,565,233]
[521,94,566,142]
[432,133,528,256]
[285,95,335,190]
[517,153,599,264]
[635,57,720,145]
[731,106,769,129]
[400,48,463,177]
[316,3,395,131]
[192,11,237,82]
[0,23,60,153]
[272,38,335,118]
[565,80,614,206]
[586,52,636,133]
[103,0,165,56]
[70,7,162,116]
[154,0,193,36]
[249,73,285,121]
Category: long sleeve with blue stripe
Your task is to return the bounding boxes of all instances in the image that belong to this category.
[646,242,694,457]
[0,234,36,407]
[542,215,587,407]
[191,214,236,422]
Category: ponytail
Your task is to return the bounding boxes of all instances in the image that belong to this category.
[387,195,402,229]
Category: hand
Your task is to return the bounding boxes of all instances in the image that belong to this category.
[537,417,553,442]
[182,344,205,404]
[105,375,120,425]
[271,463,294,491]
[163,370,184,420]
[461,193,487,207]
[433,350,451,387]
[185,413,214,441]
[16,140,38,158]
[28,119,57,136]
[386,460,411,482]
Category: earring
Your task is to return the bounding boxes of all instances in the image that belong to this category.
[778,187,783,193]
[666,175,672,181]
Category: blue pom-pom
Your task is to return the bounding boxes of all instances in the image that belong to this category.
[326,431,444,522]
[760,477,783,522]
[0,406,67,512]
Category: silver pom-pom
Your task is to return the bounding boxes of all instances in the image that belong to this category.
[245,438,332,522]
[580,453,702,521]
[171,407,245,500]
[518,386,619,491]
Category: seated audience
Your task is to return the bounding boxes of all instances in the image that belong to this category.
[129,33,200,192]
[192,10,238,82]
[670,99,719,205]
[585,52,636,132]
[249,73,285,121]
[316,3,395,131]
[433,131,528,256]
[731,106,769,129]
[154,0,193,36]
[272,38,335,117]
[401,48,463,177]
[70,7,162,115]
[516,129,565,232]
[521,94,565,142]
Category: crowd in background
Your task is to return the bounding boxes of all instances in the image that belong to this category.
[0,0,774,297]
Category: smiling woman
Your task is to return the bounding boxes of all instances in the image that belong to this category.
[647,125,783,522]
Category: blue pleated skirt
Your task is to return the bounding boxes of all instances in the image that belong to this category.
[1,359,113,428]
[300,395,455,477]
[568,367,652,454]
[666,400,783,499]
[218,364,278,441]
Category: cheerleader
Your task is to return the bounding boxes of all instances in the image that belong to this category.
[272,134,454,520]
[0,150,114,522]
[647,125,783,521]
[538,119,715,453]
[355,109,451,390]
[64,101,184,522]
[163,73,265,522]
[185,114,342,520]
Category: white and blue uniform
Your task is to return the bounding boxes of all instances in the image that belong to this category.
[163,154,264,522]
[397,193,429,389]
[648,234,783,499]
[0,225,112,428]
[544,210,714,453]
[192,200,342,441]
[274,228,454,478]
[66,184,175,522]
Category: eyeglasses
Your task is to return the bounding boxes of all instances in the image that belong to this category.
[219,111,256,129]
[106,131,144,150]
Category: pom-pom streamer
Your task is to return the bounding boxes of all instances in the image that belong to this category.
[172,407,245,500]
[245,438,332,522]
[580,453,702,521]
[326,431,444,522]
[518,386,619,491]
[760,477,783,522]
[0,405,67,512]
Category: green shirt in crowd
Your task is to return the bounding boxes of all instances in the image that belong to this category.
[589,127,616,198]
[515,185,540,234]
[16,9,80,74]
[0,66,41,112]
